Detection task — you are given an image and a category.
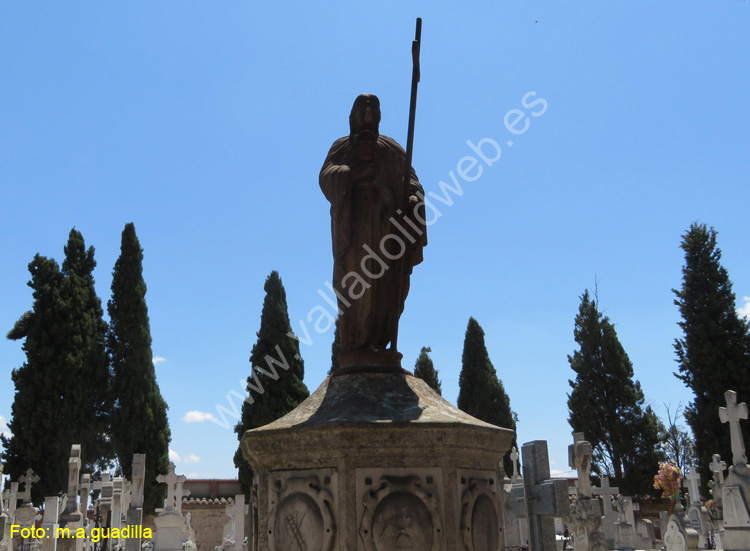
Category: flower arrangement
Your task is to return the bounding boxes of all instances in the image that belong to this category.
[653,462,682,498]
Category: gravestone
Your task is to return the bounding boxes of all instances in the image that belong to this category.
[592,477,619,550]
[125,454,146,551]
[60,445,83,529]
[567,432,605,551]
[521,440,569,551]
[503,481,528,548]
[510,446,521,485]
[42,496,63,551]
[719,390,750,551]
[154,463,192,551]
[613,495,634,551]
[15,470,41,530]
[664,500,700,551]
[223,495,247,551]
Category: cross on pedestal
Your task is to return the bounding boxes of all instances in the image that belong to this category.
[225,495,247,548]
[18,469,40,505]
[719,390,748,466]
[568,432,593,498]
[686,466,701,504]
[593,477,620,547]
[156,462,187,512]
[510,447,520,484]
[711,454,726,485]
[521,440,570,551]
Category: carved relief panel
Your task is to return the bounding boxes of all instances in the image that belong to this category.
[268,468,337,551]
[457,469,502,551]
[356,467,444,551]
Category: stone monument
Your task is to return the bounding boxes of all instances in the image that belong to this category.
[125,454,146,551]
[592,477,619,550]
[240,24,515,550]
[567,433,605,551]
[718,390,750,551]
[154,463,192,551]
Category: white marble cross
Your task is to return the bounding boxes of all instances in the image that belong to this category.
[156,462,187,512]
[18,469,40,504]
[510,446,520,484]
[686,466,701,504]
[568,432,593,498]
[719,389,748,466]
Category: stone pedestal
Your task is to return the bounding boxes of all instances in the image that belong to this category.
[154,511,192,551]
[241,372,513,551]
[721,463,750,551]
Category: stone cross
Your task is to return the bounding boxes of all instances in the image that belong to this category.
[568,432,593,498]
[719,389,748,466]
[60,445,83,525]
[156,462,186,512]
[79,474,91,517]
[686,466,701,504]
[710,454,726,500]
[131,454,146,509]
[18,469,40,505]
[7,482,19,519]
[225,494,246,549]
[510,446,520,484]
[593,477,620,548]
[111,477,123,531]
[521,440,570,551]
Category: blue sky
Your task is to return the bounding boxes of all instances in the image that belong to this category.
[1,1,749,481]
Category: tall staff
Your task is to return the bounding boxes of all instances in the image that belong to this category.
[392,17,422,353]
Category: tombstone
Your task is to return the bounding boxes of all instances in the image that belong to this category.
[154,463,191,551]
[223,495,248,551]
[503,482,528,549]
[99,474,113,529]
[510,446,521,485]
[567,432,605,551]
[124,454,146,551]
[41,496,63,551]
[593,477,619,550]
[521,440,569,551]
[719,390,750,551]
[0,484,11,551]
[613,495,635,551]
[7,483,19,521]
[664,500,700,551]
[15,470,41,530]
[78,475,91,521]
[60,445,84,529]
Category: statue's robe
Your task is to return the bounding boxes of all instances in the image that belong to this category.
[320,133,426,352]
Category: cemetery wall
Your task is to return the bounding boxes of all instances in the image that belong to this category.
[182,498,228,551]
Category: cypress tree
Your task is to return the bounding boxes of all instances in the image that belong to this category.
[457,317,518,476]
[329,319,340,375]
[59,229,113,472]
[674,223,750,487]
[4,230,112,502]
[108,223,171,513]
[234,271,309,496]
[413,346,442,395]
[4,255,67,503]
[567,290,663,496]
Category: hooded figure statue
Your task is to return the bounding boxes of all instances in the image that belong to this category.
[320,94,427,369]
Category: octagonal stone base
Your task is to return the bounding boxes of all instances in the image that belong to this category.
[240,372,514,551]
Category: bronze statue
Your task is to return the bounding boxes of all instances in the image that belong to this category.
[320,94,427,369]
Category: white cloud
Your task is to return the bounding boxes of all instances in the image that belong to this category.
[0,415,10,439]
[153,356,167,365]
[183,410,218,424]
[168,449,201,464]
[739,296,750,321]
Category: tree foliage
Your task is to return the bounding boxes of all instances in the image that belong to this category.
[457,317,518,476]
[108,223,171,513]
[567,289,663,496]
[234,271,309,496]
[413,346,442,395]
[659,404,696,473]
[674,223,750,486]
[329,319,340,375]
[3,230,112,503]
